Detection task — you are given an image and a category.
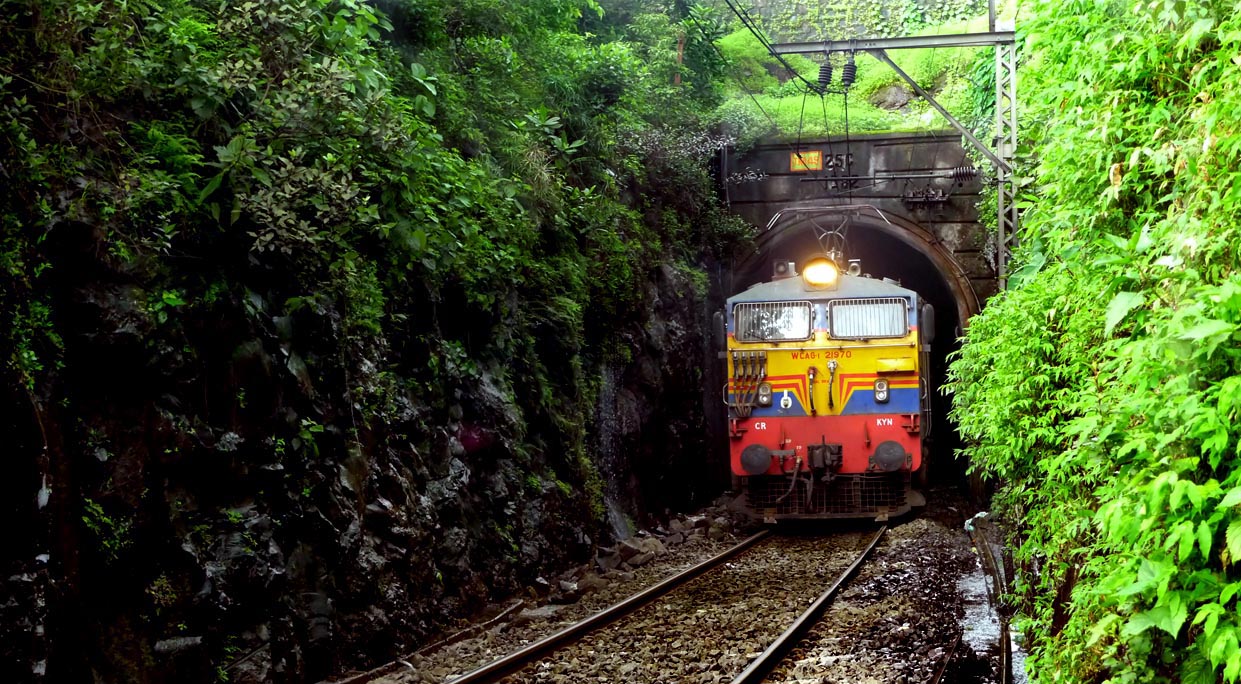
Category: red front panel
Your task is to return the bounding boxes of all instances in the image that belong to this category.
[730,413,922,475]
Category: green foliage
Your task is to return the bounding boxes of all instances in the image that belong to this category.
[949,1,1241,680]
[147,289,187,326]
[754,0,985,42]
[146,574,178,611]
[1,0,749,671]
[710,6,995,140]
[82,498,134,563]
[8,299,62,392]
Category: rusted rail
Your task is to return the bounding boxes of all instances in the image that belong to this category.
[729,526,886,684]
[927,631,963,684]
[327,601,526,684]
[430,529,772,684]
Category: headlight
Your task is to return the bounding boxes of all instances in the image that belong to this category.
[802,257,839,290]
[741,444,773,475]
[871,440,907,471]
[874,378,890,403]
[757,382,773,406]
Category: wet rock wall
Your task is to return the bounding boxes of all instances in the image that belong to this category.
[0,224,726,683]
[593,263,729,535]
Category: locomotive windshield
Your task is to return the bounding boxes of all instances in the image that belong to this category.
[733,301,813,342]
[828,297,909,339]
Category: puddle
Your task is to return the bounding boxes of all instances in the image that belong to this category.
[1010,628,1029,684]
[957,559,1030,683]
[957,564,1002,656]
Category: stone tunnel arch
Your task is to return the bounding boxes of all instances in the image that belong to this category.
[716,131,1000,486]
[722,131,999,308]
[731,207,980,329]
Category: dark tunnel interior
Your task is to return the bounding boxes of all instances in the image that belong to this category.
[726,221,968,486]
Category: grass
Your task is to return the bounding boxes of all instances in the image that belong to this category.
[712,13,1000,140]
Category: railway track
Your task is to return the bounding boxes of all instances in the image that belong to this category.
[730,527,885,684]
[392,527,886,684]
[749,513,1008,684]
[355,508,1002,684]
[967,517,1013,684]
[445,529,774,683]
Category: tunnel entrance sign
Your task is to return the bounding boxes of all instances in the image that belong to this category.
[770,1,1018,287]
[790,150,822,172]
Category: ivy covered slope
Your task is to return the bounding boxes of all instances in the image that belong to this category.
[711,0,998,142]
[752,0,986,39]
[948,1,1241,682]
[0,0,747,680]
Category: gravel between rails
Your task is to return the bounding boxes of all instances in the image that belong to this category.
[760,502,996,684]
[374,531,746,684]
[499,531,877,684]
[368,491,997,684]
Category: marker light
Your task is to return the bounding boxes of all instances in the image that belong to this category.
[802,258,840,290]
[874,379,890,403]
[757,382,773,406]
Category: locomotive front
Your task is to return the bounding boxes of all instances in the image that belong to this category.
[722,256,933,521]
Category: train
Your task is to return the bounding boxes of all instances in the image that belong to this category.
[720,253,934,521]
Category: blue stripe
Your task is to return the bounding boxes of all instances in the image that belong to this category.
[839,387,919,415]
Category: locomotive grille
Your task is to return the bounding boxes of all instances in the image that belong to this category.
[828,297,909,339]
[744,473,909,517]
[733,301,813,342]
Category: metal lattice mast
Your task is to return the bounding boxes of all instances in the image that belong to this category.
[995,38,1018,288]
[769,0,1018,293]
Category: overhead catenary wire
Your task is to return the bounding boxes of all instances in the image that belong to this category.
[794,89,809,166]
[819,92,836,186]
[685,10,779,133]
[688,6,846,198]
[721,0,826,94]
[684,7,777,206]
[715,0,863,186]
[711,0,898,230]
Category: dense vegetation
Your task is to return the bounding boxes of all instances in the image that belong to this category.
[949,1,1241,681]
[755,0,984,37]
[711,0,997,143]
[0,0,750,679]
[25,0,1241,680]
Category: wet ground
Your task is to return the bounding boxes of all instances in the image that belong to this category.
[764,492,1000,684]
[343,486,1022,684]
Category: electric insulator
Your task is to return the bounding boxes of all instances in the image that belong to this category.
[841,54,857,88]
[818,61,832,90]
[951,166,979,181]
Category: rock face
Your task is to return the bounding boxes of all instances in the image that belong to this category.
[750,0,987,42]
[593,264,726,534]
[0,7,739,681]
[869,84,913,111]
[0,220,727,683]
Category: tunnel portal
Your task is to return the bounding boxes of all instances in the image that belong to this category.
[721,131,1001,484]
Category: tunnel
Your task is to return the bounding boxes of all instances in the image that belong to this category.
[724,206,980,487]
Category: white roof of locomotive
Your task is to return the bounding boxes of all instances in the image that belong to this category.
[728,273,915,304]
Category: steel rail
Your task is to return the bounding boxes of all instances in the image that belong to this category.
[729,526,887,684]
[437,529,772,684]
[927,631,963,684]
[967,521,1012,684]
[326,601,526,684]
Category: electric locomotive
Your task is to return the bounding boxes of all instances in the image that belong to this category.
[721,254,933,521]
